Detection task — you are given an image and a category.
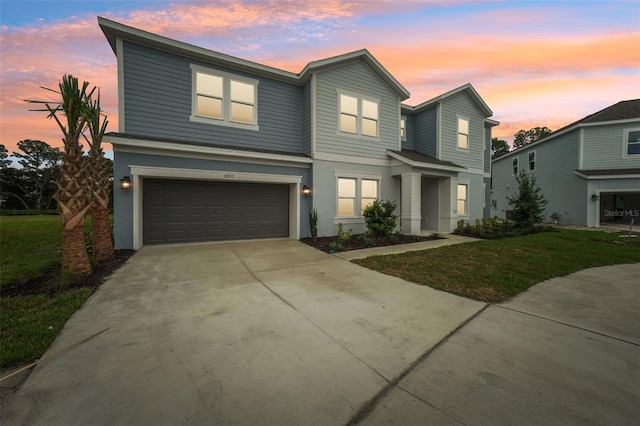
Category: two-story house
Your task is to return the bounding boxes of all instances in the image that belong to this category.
[99,18,498,250]
[491,100,640,228]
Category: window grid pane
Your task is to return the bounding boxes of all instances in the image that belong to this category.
[458,134,468,149]
[361,179,378,198]
[197,73,223,97]
[340,95,358,115]
[362,100,378,119]
[338,178,356,198]
[362,118,377,137]
[338,199,355,216]
[231,102,254,123]
[340,114,357,134]
[230,80,254,104]
[197,95,222,119]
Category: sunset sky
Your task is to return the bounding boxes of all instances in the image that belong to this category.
[1,0,639,157]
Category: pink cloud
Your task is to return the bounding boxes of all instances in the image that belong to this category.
[1,0,638,157]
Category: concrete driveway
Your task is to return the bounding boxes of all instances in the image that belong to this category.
[2,240,639,425]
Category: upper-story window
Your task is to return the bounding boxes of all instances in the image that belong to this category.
[457,117,469,149]
[190,64,259,131]
[338,90,379,138]
[512,157,518,175]
[626,129,640,156]
[400,116,407,141]
[528,151,536,171]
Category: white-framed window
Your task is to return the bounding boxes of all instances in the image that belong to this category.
[457,183,468,216]
[528,151,536,171]
[457,117,469,149]
[512,157,518,175]
[190,64,259,130]
[337,176,380,217]
[625,128,640,156]
[337,90,379,138]
[400,116,407,141]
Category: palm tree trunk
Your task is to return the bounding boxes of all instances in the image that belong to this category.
[61,222,92,277]
[56,143,92,278]
[91,204,113,262]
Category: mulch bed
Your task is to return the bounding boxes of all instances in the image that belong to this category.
[301,234,438,253]
[0,249,136,298]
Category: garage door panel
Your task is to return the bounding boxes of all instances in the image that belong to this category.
[143,179,289,245]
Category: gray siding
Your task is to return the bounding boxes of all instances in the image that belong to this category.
[413,106,437,157]
[491,130,583,222]
[314,60,401,159]
[122,40,304,154]
[402,114,414,150]
[301,82,312,155]
[582,122,640,169]
[484,124,492,173]
[439,92,485,170]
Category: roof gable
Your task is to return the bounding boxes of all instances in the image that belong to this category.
[98,17,409,99]
[493,99,640,163]
[402,83,493,117]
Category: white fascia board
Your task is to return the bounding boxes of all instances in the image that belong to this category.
[300,49,410,100]
[494,118,640,164]
[410,83,493,117]
[573,170,640,180]
[386,151,466,173]
[107,135,312,166]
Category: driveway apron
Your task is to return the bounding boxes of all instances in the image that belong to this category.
[2,240,483,426]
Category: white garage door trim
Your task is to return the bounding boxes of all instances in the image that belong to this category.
[129,165,302,249]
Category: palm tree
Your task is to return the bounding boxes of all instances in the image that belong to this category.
[85,91,114,262]
[31,75,94,279]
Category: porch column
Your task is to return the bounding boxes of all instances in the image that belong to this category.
[439,177,458,232]
[401,173,422,235]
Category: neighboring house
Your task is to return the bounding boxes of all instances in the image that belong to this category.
[491,100,640,228]
[99,18,498,250]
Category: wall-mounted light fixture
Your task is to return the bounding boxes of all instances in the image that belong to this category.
[591,194,599,201]
[119,176,132,190]
[302,185,311,196]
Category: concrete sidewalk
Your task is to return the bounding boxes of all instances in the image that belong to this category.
[335,233,478,260]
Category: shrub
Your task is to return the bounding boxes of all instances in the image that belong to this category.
[362,199,398,238]
[507,171,548,229]
[455,216,552,239]
[329,223,353,252]
[309,208,318,242]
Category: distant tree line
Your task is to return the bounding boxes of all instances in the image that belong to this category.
[0,140,113,211]
[491,126,553,160]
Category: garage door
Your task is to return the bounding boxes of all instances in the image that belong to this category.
[143,179,289,245]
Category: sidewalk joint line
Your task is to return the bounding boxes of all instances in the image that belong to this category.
[494,305,640,347]
[346,304,490,425]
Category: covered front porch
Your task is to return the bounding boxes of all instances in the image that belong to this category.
[388,150,466,235]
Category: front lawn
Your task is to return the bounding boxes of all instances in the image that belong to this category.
[354,229,640,303]
[0,214,133,369]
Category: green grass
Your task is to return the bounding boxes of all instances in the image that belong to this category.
[1,215,62,287]
[0,288,92,367]
[354,229,640,303]
[0,215,98,368]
